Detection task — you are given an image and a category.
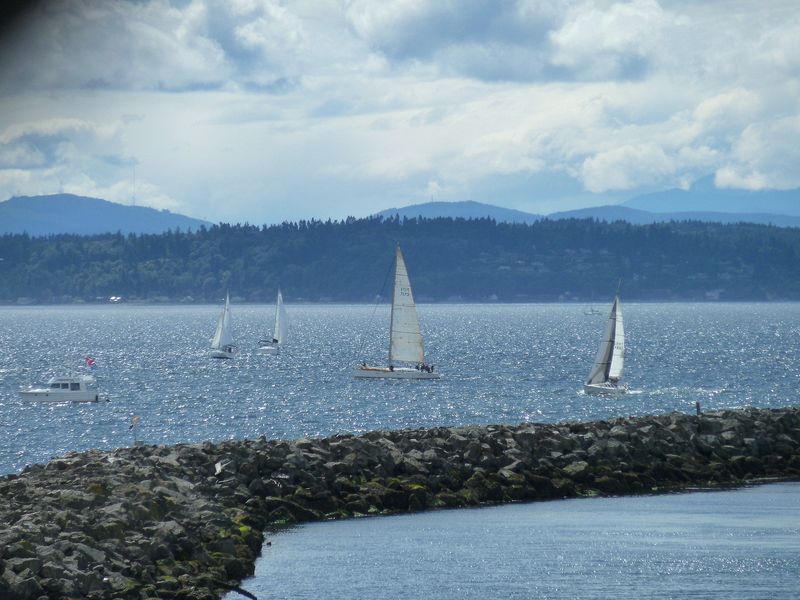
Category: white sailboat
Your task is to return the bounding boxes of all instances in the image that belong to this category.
[209,292,235,359]
[257,289,288,355]
[584,294,626,394]
[355,245,439,379]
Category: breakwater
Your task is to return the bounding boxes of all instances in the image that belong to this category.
[2,406,800,599]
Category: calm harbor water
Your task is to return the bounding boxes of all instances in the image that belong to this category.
[231,482,800,600]
[1,302,799,474]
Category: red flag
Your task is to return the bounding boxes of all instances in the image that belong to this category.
[85,356,96,368]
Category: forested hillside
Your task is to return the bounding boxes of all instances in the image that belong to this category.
[1,216,799,303]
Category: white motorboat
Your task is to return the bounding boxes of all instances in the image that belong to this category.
[355,245,439,380]
[210,291,235,359]
[257,289,288,355]
[584,294,627,395]
[19,374,100,402]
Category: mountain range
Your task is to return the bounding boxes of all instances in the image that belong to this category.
[378,178,800,227]
[624,176,800,215]
[0,194,210,236]
[3,175,800,237]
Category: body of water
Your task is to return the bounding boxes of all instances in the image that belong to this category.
[232,482,800,599]
[2,302,798,598]
[1,302,799,474]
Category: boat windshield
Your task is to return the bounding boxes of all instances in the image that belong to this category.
[70,382,80,391]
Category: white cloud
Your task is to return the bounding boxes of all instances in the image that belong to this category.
[0,113,179,210]
[549,0,677,80]
[715,116,800,190]
[581,143,674,192]
[0,0,798,222]
[691,90,761,129]
[65,174,181,212]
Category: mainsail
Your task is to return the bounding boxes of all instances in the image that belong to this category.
[211,292,234,349]
[586,295,624,385]
[388,246,425,364]
[273,289,288,344]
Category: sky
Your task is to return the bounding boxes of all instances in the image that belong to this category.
[0,0,798,224]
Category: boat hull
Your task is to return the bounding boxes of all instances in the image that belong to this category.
[354,366,440,379]
[256,345,278,355]
[584,382,627,395]
[209,349,234,359]
[19,389,99,402]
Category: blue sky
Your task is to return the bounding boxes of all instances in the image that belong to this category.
[0,0,798,224]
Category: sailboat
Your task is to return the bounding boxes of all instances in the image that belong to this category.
[584,294,626,394]
[209,291,235,359]
[257,289,288,355]
[355,245,439,379]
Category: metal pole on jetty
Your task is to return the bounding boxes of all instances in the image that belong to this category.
[130,415,143,446]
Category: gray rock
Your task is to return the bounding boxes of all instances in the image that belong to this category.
[1,406,798,600]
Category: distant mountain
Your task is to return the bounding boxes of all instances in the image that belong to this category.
[548,205,800,227]
[378,191,800,228]
[376,200,541,224]
[0,194,211,236]
[623,176,800,216]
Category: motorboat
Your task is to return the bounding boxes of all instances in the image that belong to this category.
[19,374,101,402]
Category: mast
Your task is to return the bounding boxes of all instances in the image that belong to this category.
[388,249,396,364]
[273,289,287,344]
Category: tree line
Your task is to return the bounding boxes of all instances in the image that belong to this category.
[1,216,799,303]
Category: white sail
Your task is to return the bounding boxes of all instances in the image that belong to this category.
[210,292,234,349]
[388,246,425,364]
[273,289,288,344]
[586,295,623,385]
[608,298,624,381]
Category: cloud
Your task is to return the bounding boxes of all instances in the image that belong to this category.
[0,115,177,211]
[0,0,320,93]
[0,118,116,171]
[0,0,798,223]
[345,0,685,83]
[64,173,181,212]
[549,0,682,80]
[715,116,800,190]
[344,0,563,81]
[581,143,674,192]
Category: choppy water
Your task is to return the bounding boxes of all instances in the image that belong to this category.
[2,302,798,598]
[0,302,799,474]
[233,482,800,600]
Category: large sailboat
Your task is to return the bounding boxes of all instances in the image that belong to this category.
[209,292,235,359]
[257,289,288,355]
[584,294,626,394]
[355,245,439,379]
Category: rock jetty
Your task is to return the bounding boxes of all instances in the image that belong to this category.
[2,406,800,599]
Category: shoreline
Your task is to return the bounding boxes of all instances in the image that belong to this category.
[4,300,800,308]
[2,406,799,599]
